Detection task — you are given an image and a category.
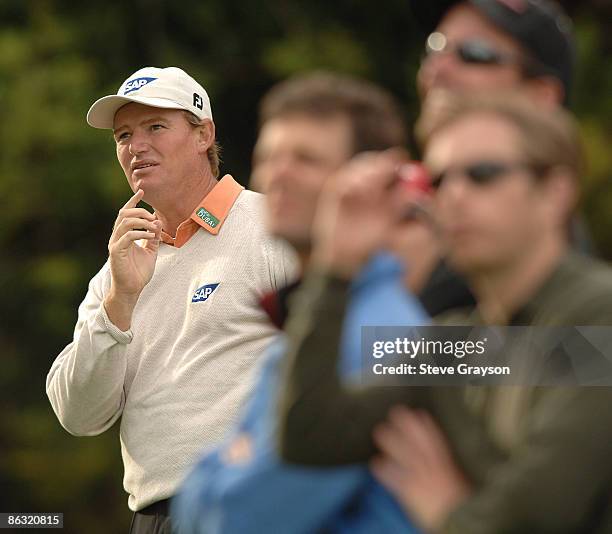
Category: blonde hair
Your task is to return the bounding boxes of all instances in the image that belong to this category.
[416,93,585,181]
[183,111,222,178]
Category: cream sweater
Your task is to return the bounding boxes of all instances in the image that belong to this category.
[46,189,297,511]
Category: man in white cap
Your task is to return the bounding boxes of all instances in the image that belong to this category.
[46,66,297,534]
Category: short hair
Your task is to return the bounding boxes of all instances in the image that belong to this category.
[258,71,407,154]
[416,93,584,182]
[183,111,222,179]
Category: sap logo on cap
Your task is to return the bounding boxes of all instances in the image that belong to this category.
[192,283,220,303]
[123,77,157,95]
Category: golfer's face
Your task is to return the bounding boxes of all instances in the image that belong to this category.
[113,103,203,204]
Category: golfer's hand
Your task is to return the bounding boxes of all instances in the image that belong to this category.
[104,189,162,330]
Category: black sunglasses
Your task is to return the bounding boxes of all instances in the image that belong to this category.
[430,161,536,190]
[424,32,521,67]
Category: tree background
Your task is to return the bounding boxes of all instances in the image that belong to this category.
[1,0,610,532]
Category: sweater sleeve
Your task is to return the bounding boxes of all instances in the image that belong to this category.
[265,236,300,292]
[278,270,417,466]
[441,386,612,534]
[46,263,132,436]
[441,306,612,534]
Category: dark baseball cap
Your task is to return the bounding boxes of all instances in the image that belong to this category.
[413,0,575,105]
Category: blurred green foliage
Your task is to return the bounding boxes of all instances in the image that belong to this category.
[1,0,610,532]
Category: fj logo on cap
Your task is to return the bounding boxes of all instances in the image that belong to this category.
[123,77,157,95]
[192,283,220,303]
[193,93,204,110]
[195,207,219,229]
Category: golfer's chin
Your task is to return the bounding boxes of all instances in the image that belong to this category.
[129,177,158,203]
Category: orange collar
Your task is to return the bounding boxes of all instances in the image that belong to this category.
[160,175,244,247]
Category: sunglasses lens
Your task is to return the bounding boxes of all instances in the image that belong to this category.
[432,162,523,190]
[458,41,503,65]
[466,162,509,184]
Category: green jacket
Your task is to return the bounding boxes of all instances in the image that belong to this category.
[278,252,612,533]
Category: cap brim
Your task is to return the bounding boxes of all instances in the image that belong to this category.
[86,95,189,129]
[408,0,460,34]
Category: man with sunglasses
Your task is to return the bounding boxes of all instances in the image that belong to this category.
[277,95,612,532]
[417,0,573,106]
[408,0,584,318]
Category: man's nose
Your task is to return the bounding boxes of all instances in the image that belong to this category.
[437,172,471,205]
[128,132,149,156]
[267,154,296,185]
[420,51,458,92]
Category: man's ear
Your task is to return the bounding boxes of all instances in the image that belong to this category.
[542,166,578,230]
[523,76,565,109]
[197,119,215,154]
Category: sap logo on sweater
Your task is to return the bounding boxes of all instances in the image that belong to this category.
[192,283,220,303]
[123,77,157,94]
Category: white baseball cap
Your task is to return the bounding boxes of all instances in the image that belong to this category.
[86,66,213,129]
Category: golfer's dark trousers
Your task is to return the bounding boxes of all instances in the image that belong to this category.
[129,499,172,534]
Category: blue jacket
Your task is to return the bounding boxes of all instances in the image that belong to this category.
[172,254,428,533]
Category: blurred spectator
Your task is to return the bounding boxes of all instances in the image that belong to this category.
[278,94,612,533]
[172,72,427,534]
[407,0,598,317]
[417,0,573,106]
